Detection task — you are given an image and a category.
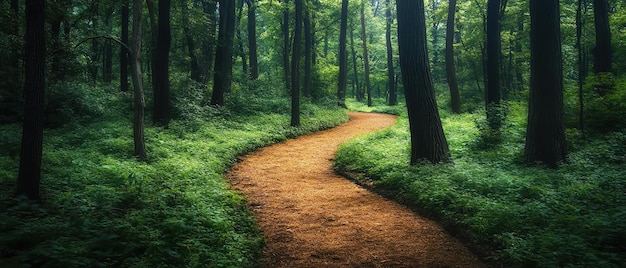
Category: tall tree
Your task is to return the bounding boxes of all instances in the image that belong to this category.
[16,0,46,200]
[386,0,397,106]
[236,0,248,75]
[291,0,303,126]
[153,0,171,126]
[592,0,612,74]
[211,0,236,106]
[486,0,501,129]
[446,0,461,113]
[525,0,567,167]
[577,0,589,133]
[303,2,313,97]
[281,0,291,92]
[337,0,349,108]
[360,0,372,107]
[349,22,362,101]
[247,0,259,80]
[202,0,218,83]
[396,0,450,164]
[130,0,147,161]
[182,0,201,82]
[103,7,114,84]
[120,2,130,92]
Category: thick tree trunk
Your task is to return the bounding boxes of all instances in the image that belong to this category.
[291,0,303,126]
[360,0,372,107]
[130,0,147,161]
[337,0,349,108]
[525,0,567,167]
[486,0,501,129]
[303,5,312,97]
[396,0,450,164]
[17,0,46,200]
[153,0,171,126]
[247,0,259,80]
[282,0,291,92]
[120,2,130,92]
[592,0,612,74]
[182,0,201,82]
[446,0,461,113]
[386,0,396,106]
[211,0,236,106]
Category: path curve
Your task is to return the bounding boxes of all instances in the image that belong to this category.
[228,112,486,267]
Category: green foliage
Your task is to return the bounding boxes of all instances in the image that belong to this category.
[0,85,348,267]
[336,102,626,267]
[583,74,626,131]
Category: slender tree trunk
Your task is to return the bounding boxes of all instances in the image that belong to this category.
[592,0,612,74]
[282,0,291,92]
[396,0,450,164]
[446,0,461,113]
[121,2,130,92]
[486,0,501,129]
[153,0,171,126]
[211,0,236,106]
[303,4,312,97]
[236,0,248,75]
[17,0,45,200]
[247,0,259,80]
[386,0,396,106]
[182,0,201,82]
[337,0,349,108]
[291,0,303,126]
[349,23,361,102]
[360,0,372,107]
[89,2,100,84]
[577,0,588,134]
[103,8,114,84]
[525,0,567,167]
[130,0,147,161]
[202,0,218,84]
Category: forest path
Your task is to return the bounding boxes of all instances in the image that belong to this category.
[228,112,485,267]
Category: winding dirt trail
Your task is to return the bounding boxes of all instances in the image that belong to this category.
[228,112,486,267]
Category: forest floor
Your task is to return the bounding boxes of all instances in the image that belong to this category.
[227,112,486,267]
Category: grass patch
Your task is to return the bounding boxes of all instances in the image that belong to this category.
[0,88,348,267]
[336,102,626,267]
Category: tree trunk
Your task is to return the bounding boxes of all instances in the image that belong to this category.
[592,0,612,74]
[360,0,372,107]
[182,0,201,82]
[396,0,450,164]
[291,0,303,126]
[236,0,248,75]
[130,0,147,161]
[337,0,349,108]
[17,0,46,200]
[577,0,588,133]
[211,0,236,106]
[446,0,461,113]
[525,0,567,167]
[386,0,396,106]
[349,23,361,102]
[120,2,130,92]
[486,0,501,129]
[303,4,312,97]
[89,2,100,84]
[247,0,259,80]
[153,0,171,126]
[282,0,291,92]
[202,0,218,84]
[103,8,114,84]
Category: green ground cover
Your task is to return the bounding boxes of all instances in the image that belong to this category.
[337,101,626,267]
[0,87,348,267]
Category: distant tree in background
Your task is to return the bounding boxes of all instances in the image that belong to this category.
[291,0,303,126]
[396,0,450,164]
[337,0,349,108]
[211,0,236,106]
[120,2,130,92]
[446,0,461,113]
[247,0,259,80]
[592,0,612,74]
[153,0,172,126]
[486,0,501,129]
[360,0,372,107]
[386,0,397,106]
[17,0,46,200]
[525,0,567,167]
[130,0,147,161]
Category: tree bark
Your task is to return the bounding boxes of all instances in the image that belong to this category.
[486,0,501,129]
[120,2,130,92]
[153,0,171,126]
[247,0,259,80]
[17,0,46,200]
[337,0,349,108]
[396,0,450,164]
[291,0,303,126]
[592,0,612,74]
[525,0,567,167]
[360,0,372,107]
[211,0,236,106]
[386,0,396,106]
[130,0,147,161]
[446,0,461,113]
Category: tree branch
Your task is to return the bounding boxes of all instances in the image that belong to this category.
[74,35,131,53]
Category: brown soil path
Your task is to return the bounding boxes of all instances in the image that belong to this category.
[228,112,486,267]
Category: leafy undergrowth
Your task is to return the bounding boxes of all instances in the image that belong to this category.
[336,102,626,267]
[0,87,348,267]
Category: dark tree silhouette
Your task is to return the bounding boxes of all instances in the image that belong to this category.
[281,0,291,92]
[337,0,349,108]
[592,0,612,74]
[130,0,147,161]
[247,0,259,80]
[446,0,461,113]
[182,0,201,82]
[291,0,303,127]
[17,0,46,200]
[525,0,567,167]
[120,2,129,92]
[396,0,450,164]
[360,0,372,107]
[211,0,236,106]
[486,0,501,129]
[153,0,171,126]
[303,4,313,97]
